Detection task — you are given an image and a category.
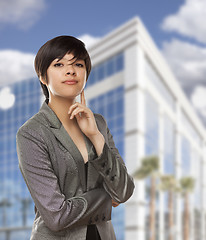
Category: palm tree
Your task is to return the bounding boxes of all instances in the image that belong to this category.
[179,177,195,240]
[0,198,11,226]
[0,198,12,240]
[159,175,178,240]
[15,195,32,226]
[133,155,160,240]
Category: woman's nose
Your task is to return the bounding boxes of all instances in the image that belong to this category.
[66,66,76,76]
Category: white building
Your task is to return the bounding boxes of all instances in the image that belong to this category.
[85,17,206,240]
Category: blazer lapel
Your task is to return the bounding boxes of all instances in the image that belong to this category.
[38,100,87,192]
[51,126,87,191]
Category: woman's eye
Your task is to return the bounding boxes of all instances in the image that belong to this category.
[75,63,84,67]
[54,63,63,67]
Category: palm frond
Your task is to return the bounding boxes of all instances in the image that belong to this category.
[159,175,177,192]
[142,155,159,170]
[132,155,160,180]
[179,177,195,194]
[133,166,152,179]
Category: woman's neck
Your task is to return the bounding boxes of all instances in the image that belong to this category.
[47,97,77,126]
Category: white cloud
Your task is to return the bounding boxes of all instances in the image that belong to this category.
[0,87,15,110]
[161,0,206,44]
[0,50,36,87]
[191,86,206,118]
[161,39,206,90]
[0,0,46,29]
[162,39,206,125]
[161,0,206,125]
[78,34,101,49]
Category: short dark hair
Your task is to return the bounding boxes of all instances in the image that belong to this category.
[34,35,91,99]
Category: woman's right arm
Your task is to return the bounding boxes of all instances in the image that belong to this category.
[16,127,112,232]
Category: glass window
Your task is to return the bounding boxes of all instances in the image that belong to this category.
[163,114,175,174]
[144,91,160,240]
[86,67,96,88]
[193,153,201,240]
[115,53,124,72]
[106,58,115,77]
[181,136,191,175]
[115,115,124,129]
[106,101,115,118]
[86,52,124,88]
[10,230,32,240]
[181,111,201,146]
[145,92,159,155]
[116,98,124,115]
[0,78,41,236]
[145,57,175,111]
[97,63,105,81]
[28,79,35,92]
[111,204,125,240]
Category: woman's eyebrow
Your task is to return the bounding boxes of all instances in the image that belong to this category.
[56,56,77,62]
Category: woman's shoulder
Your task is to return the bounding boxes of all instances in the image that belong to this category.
[17,111,48,137]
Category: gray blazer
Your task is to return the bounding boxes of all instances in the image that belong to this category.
[16,99,135,240]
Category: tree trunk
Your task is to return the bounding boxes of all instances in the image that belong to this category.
[168,191,173,240]
[183,194,189,240]
[150,176,156,240]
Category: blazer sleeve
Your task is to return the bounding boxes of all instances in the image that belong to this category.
[90,115,135,203]
[16,127,112,232]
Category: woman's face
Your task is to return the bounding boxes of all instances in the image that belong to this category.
[44,53,87,100]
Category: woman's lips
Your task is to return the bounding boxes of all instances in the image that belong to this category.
[63,80,78,85]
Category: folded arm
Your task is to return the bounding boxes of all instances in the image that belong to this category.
[16,127,112,232]
[90,115,135,204]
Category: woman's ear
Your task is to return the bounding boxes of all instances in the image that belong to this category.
[40,76,47,86]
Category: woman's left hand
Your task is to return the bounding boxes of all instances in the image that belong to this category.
[68,90,99,138]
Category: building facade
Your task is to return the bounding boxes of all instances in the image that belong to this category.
[0,17,205,240]
[0,78,41,240]
[86,17,206,240]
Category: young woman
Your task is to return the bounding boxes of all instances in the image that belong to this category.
[16,35,135,240]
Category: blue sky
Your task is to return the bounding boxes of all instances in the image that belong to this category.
[0,0,206,125]
[0,0,184,52]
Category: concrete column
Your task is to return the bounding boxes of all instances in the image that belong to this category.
[175,102,182,240]
[201,143,206,239]
[190,148,195,240]
[158,107,164,240]
[124,43,146,240]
